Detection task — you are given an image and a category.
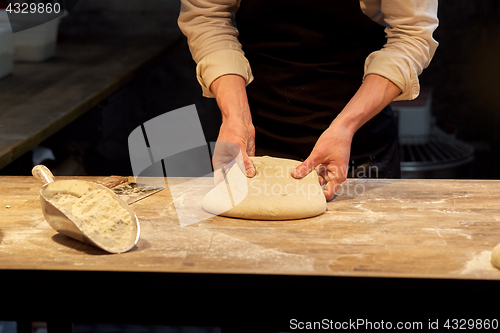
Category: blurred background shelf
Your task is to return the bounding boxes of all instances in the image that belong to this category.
[0,34,177,171]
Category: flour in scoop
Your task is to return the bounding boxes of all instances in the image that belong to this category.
[50,189,135,251]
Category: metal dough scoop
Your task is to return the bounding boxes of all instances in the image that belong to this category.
[32,165,140,254]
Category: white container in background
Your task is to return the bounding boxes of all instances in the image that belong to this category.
[0,28,14,79]
[14,17,61,62]
[391,87,433,143]
[0,10,14,79]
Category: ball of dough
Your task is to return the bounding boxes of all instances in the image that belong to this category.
[491,242,500,269]
[202,156,326,220]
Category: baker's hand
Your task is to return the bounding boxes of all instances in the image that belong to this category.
[213,116,256,184]
[211,74,256,184]
[291,74,402,200]
[291,123,353,201]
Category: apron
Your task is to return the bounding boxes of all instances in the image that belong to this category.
[236,0,401,178]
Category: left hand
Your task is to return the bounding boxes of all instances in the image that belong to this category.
[291,122,354,201]
[291,74,402,200]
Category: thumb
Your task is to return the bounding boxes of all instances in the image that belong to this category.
[214,149,255,185]
[292,156,319,179]
[238,149,255,177]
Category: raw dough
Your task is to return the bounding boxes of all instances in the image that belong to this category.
[202,156,326,220]
[491,242,500,269]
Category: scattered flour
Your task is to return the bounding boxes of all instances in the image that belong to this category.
[459,250,499,276]
[50,189,135,252]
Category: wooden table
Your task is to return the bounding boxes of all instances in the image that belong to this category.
[1,176,500,329]
[0,35,176,170]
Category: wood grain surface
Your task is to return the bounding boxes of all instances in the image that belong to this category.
[0,35,175,170]
[1,176,500,281]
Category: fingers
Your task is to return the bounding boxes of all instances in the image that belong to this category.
[322,166,347,201]
[230,144,255,177]
[242,133,255,178]
[212,142,239,171]
[213,142,255,185]
[213,142,239,185]
[246,124,256,158]
[213,168,225,185]
[316,164,329,186]
[295,160,347,200]
[291,157,318,179]
[243,153,256,177]
[322,174,343,201]
[244,127,256,175]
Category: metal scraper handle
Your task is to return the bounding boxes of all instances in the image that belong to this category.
[32,165,55,185]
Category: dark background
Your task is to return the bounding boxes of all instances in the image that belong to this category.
[1,0,499,180]
[1,1,499,332]
[419,0,500,179]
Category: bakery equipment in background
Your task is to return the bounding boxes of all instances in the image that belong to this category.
[0,2,66,67]
[0,10,14,79]
[13,17,61,61]
[11,11,65,62]
[391,87,474,178]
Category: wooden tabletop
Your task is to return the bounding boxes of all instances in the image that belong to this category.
[2,176,500,327]
[1,176,500,280]
[0,35,175,170]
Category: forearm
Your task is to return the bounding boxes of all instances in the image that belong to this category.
[210,74,252,124]
[211,74,256,176]
[292,74,401,198]
[333,74,401,135]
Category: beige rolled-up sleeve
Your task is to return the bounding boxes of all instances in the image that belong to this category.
[178,0,253,98]
[363,0,439,101]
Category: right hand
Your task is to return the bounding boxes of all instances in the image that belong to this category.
[210,74,256,184]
